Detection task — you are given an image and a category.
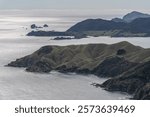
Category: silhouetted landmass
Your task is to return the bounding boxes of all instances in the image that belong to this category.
[112,11,150,23]
[27,11,150,38]
[123,11,150,23]
[67,18,126,32]
[54,37,73,40]
[67,17,150,37]
[27,31,87,39]
[27,31,70,36]
[43,24,49,27]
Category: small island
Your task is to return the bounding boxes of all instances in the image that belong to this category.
[30,24,49,29]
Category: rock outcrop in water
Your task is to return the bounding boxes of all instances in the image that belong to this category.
[31,24,49,29]
[31,24,37,29]
[7,41,150,99]
[31,24,43,29]
[43,24,49,27]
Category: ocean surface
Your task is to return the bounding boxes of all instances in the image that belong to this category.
[0,10,149,100]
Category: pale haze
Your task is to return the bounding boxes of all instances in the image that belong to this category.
[0,0,150,11]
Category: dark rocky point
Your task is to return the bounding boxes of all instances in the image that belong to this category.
[134,83,150,100]
[26,61,52,73]
[54,37,73,40]
[31,24,37,29]
[43,24,49,27]
[101,61,150,99]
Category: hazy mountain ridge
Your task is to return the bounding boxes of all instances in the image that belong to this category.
[67,11,150,37]
[27,11,150,38]
[67,18,126,32]
[123,11,150,23]
[67,17,150,37]
[112,11,150,23]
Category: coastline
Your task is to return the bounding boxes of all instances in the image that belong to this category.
[7,41,150,100]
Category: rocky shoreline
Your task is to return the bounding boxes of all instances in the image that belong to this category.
[27,31,87,39]
[100,61,150,100]
[7,41,150,100]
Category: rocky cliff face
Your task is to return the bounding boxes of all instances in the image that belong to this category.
[101,61,150,99]
[92,57,138,77]
[134,83,150,100]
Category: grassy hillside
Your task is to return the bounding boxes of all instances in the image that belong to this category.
[7,41,149,73]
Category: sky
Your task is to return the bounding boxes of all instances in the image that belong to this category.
[0,0,150,11]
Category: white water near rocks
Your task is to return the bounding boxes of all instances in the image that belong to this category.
[0,10,149,100]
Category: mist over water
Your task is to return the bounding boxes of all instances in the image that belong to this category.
[0,9,149,99]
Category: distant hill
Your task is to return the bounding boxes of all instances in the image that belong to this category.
[27,11,150,38]
[67,17,150,37]
[67,19,126,32]
[124,18,150,33]
[123,11,150,23]
[111,18,124,23]
[112,11,150,23]
[112,17,150,37]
